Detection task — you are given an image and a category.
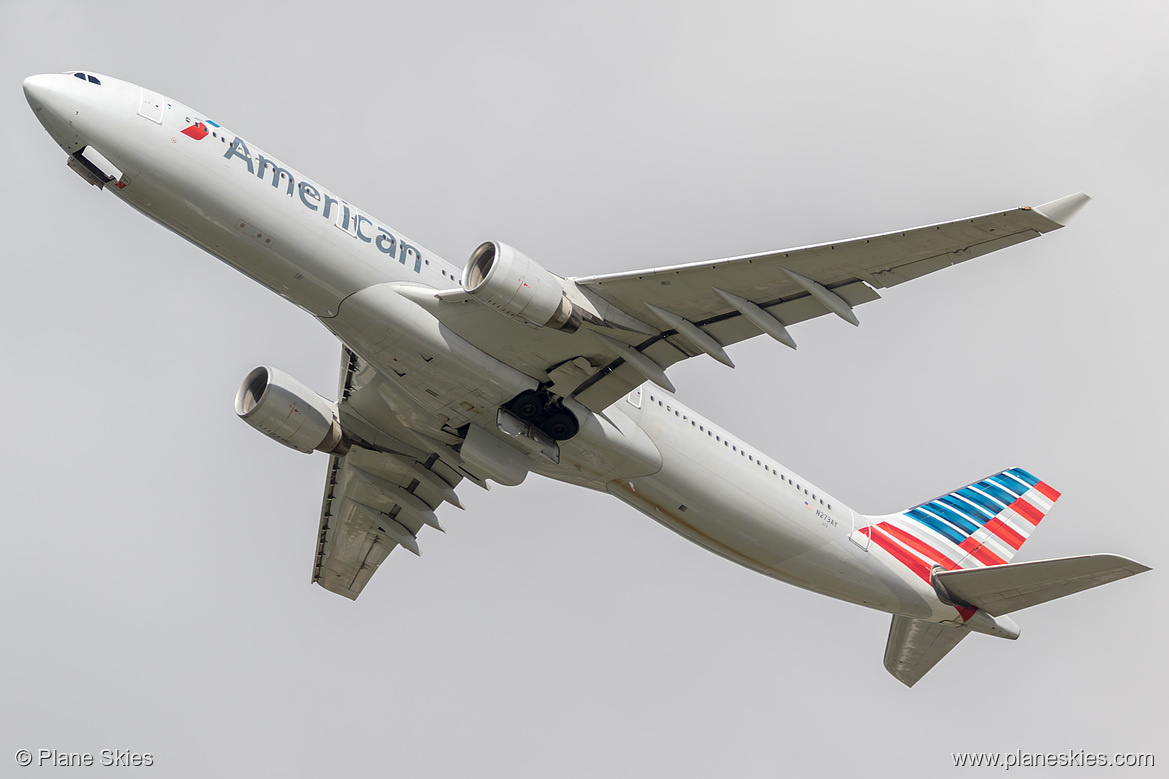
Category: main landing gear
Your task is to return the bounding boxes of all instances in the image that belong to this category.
[505,390,580,441]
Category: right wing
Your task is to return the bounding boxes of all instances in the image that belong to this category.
[312,348,466,600]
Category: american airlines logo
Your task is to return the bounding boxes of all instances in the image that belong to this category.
[181,121,210,140]
[221,135,423,273]
[181,117,222,140]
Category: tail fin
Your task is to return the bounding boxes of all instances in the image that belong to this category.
[885,554,1150,687]
[859,467,1060,580]
[884,616,969,688]
[870,468,1152,687]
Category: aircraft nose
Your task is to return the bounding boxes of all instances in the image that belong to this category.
[23,74,57,111]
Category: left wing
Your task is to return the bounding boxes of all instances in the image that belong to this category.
[568,193,1088,409]
[312,349,465,600]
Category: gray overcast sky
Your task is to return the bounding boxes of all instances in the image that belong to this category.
[3,2,1165,776]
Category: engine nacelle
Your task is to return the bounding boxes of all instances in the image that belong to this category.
[462,241,584,332]
[235,366,349,455]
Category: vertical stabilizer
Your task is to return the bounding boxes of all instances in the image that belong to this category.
[884,616,969,688]
[858,467,1059,582]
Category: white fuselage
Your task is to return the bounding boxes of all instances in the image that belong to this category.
[25,72,951,623]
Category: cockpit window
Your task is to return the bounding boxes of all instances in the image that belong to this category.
[88,75,100,85]
[74,72,86,81]
[70,72,101,85]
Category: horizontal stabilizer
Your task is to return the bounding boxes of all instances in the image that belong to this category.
[933,554,1150,616]
[884,615,969,688]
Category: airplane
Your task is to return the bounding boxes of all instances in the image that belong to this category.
[23,70,1150,687]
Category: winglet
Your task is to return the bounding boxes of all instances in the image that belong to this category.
[1033,192,1091,227]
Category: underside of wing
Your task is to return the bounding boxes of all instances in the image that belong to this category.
[313,447,464,599]
[568,194,1086,409]
[424,194,1087,414]
[312,349,466,600]
[576,194,1087,316]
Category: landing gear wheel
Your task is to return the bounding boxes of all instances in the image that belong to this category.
[545,412,579,441]
[509,391,543,421]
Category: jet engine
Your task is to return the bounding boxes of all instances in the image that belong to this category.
[235,366,349,455]
[462,241,587,332]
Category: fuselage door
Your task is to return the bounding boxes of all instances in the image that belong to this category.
[137,88,163,124]
[848,510,871,550]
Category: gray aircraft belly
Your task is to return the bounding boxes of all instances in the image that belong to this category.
[605,395,930,614]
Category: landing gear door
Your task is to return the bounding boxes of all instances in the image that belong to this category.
[138,88,163,124]
[848,509,871,550]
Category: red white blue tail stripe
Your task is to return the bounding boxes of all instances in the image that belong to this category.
[858,467,1061,583]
